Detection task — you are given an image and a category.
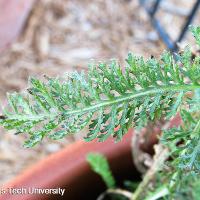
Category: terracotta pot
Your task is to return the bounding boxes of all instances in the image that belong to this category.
[0,0,35,52]
[0,115,181,200]
[1,130,139,200]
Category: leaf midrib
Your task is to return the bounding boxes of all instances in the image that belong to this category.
[6,84,200,121]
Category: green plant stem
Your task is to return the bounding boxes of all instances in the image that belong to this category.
[54,84,200,117]
[191,118,200,138]
[131,145,169,200]
[6,84,200,121]
[132,118,200,200]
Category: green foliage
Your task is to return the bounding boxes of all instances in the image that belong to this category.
[144,185,169,200]
[144,171,200,200]
[190,25,200,46]
[162,109,200,171]
[87,153,116,188]
[0,24,200,200]
[1,28,200,147]
[192,176,200,200]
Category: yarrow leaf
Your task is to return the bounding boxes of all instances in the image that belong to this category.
[0,27,200,148]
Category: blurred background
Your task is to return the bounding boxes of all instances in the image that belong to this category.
[0,0,199,185]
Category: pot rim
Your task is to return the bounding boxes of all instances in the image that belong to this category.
[1,131,134,200]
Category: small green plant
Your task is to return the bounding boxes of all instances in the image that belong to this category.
[87,152,136,200]
[87,153,116,189]
[1,25,200,199]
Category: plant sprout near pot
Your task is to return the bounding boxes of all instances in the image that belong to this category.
[1,25,200,200]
